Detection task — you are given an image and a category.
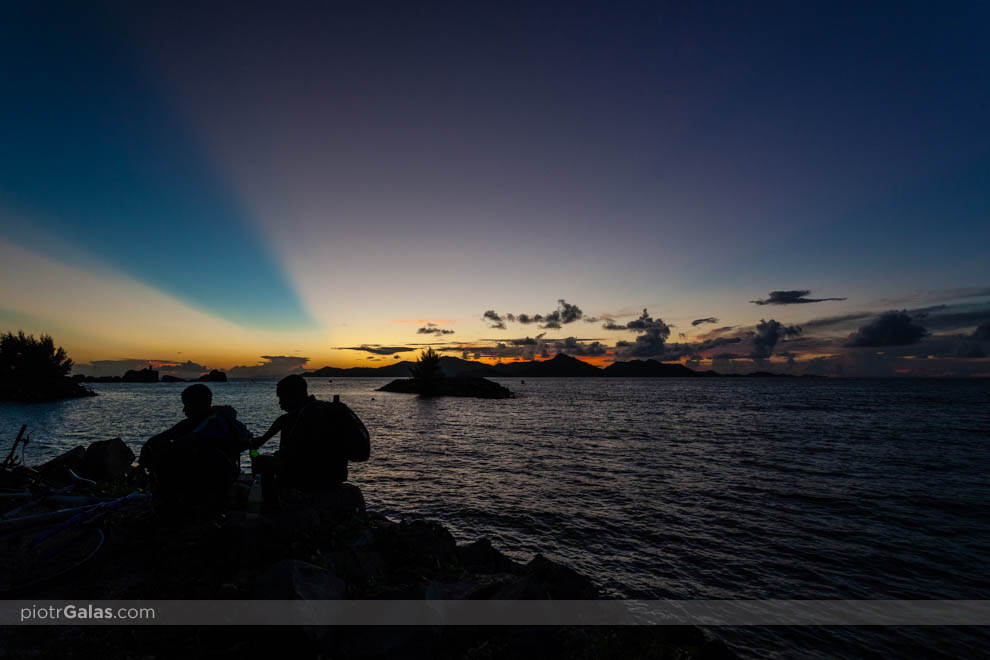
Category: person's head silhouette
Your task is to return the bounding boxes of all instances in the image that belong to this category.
[181,384,212,421]
[276,374,308,412]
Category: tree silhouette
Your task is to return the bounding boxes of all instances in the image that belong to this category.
[409,348,444,395]
[0,331,91,401]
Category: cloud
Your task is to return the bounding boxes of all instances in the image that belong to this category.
[750,319,802,359]
[691,317,719,326]
[973,321,990,341]
[694,325,738,340]
[484,300,584,330]
[711,353,740,373]
[508,333,545,346]
[845,311,929,347]
[452,331,605,361]
[659,336,744,360]
[557,300,583,324]
[750,290,847,305]
[696,336,743,352]
[794,302,990,338]
[871,286,990,307]
[776,351,798,368]
[552,337,607,356]
[340,345,418,355]
[391,318,455,325]
[912,306,990,332]
[482,310,506,329]
[417,323,455,335]
[159,360,212,377]
[529,299,583,329]
[227,355,310,379]
[800,312,874,331]
[614,309,672,358]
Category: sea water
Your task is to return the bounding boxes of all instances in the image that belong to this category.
[2,377,988,658]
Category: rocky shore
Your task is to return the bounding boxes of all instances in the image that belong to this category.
[0,376,95,402]
[2,445,735,659]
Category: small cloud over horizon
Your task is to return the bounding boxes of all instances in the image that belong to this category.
[750,290,846,305]
[339,344,418,355]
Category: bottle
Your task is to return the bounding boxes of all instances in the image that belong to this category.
[246,474,263,520]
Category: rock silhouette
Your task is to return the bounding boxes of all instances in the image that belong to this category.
[198,369,227,382]
[122,367,158,383]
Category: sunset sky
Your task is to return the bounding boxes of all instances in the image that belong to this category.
[2,2,988,377]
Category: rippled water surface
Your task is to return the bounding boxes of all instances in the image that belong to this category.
[2,377,989,658]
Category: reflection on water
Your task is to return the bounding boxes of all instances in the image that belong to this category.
[2,377,989,658]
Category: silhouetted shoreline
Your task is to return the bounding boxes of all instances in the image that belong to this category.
[302,353,822,379]
[71,369,228,384]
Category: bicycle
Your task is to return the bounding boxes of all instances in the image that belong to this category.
[0,488,150,594]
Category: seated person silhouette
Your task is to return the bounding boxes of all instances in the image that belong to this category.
[137,384,248,509]
[252,375,368,498]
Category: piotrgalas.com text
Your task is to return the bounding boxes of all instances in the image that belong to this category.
[20,604,155,622]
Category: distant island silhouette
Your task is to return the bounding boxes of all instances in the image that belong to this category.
[61,354,816,386]
[303,353,809,379]
[73,368,228,384]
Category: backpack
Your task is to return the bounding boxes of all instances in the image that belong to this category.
[320,399,370,462]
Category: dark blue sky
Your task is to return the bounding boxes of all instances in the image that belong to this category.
[2,2,988,372]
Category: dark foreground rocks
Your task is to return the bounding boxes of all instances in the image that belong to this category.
[0,477,735,660]
[378,376,514,399]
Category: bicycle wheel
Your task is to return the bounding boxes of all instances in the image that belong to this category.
[0,522,105,594]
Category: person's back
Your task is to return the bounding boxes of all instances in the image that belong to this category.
[271,376,369,492]
[137,384,246,508]
[279,396,347,490]
[189,404,250,465]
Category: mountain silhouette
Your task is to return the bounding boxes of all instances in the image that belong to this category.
[602,359,698,377]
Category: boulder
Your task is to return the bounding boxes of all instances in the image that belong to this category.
[217,514,286,572]
[272,505,322,540]
[434,573,518,600]
[492,554,599,600]
[524,554,599,599]
[341,528,389,582]
[253,559,346,653]
[401,520,458,565]
[79,438,135,482]
[457,538,522,574]
[312,482,367,519]
[253,559,345,600]
[35,445,87,479]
